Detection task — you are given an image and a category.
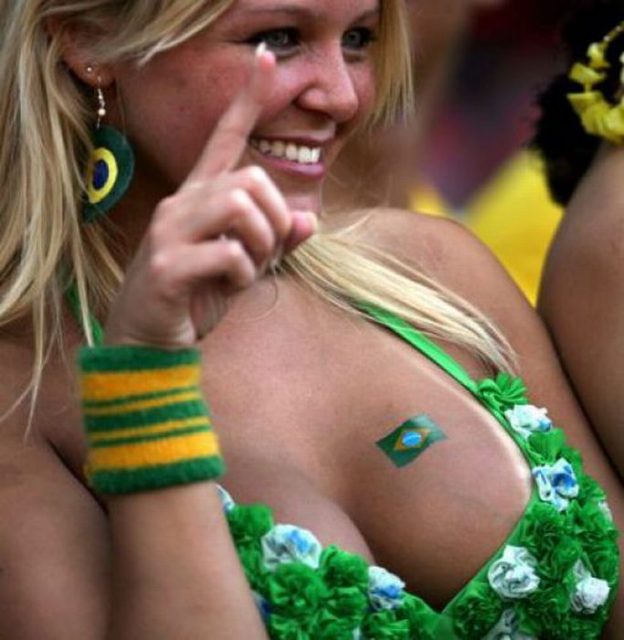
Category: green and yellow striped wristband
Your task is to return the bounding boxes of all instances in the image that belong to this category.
[79,345,225,495]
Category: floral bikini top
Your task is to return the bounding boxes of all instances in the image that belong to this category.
[215,305,620,639]
[70,288,619,639]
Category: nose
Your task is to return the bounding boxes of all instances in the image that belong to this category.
[296,46,360,124]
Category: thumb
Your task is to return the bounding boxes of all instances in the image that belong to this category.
[283,211,318,253]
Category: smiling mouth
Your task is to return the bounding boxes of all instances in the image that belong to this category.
[249,138,322,165]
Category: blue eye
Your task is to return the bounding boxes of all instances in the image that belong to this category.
[342,28,376,50]
[249,28,298,51]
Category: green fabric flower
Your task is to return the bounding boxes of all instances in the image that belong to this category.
[452,582,504,638]
[547,538,582,582]
[320,546,369,592]
[518,584,569,637]
[570,501,620,580]
[477,374,528,414]
[577,475,606,506]
[361,610,410,639]
[526,429,565,465]
[326,586,367,619]
[398,594,438,640]
[267,615,311,639]
[228,504,274,547]
[521,503,570,560]
[313,608,362,639]
[238,544,267,591]
[558,615,606,640]
[267,563,328,619]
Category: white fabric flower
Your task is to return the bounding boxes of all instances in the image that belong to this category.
[261,524,322,572]
[532,458,579,512]
[598,500,614,523]
[368,566,406,611]
[488,546,540,600]
[484,609,537,640]
[216,484,236,513]
[571,561,610,614]
[504,405,552,439]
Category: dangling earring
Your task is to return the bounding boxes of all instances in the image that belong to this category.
[83,68,135,223]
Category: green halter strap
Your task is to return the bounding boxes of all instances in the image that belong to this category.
[66,282,105,346]
[358,302,479,396]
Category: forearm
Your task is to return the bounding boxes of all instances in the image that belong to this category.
[106,483,268,640]
[79,346,267,639]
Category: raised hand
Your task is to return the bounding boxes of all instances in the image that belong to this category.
[105,45,317,348]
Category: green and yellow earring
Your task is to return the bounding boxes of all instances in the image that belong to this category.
[83,74,135,223]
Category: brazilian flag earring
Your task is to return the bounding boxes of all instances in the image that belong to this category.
[83,73,135,223]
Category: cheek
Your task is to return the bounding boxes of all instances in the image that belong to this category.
[117,54,250,183]
[355,66,377,116]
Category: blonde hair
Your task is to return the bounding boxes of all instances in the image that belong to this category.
[0,0,511,424]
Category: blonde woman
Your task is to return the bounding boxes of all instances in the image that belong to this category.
[0,1,621,638]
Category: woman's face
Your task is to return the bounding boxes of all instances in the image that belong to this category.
[110,0,380,214]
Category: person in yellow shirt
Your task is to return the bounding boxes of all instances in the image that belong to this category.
[466,150,562,305]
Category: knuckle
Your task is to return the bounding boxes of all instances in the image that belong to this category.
[148,251,172,279]
[223,239,246,265]
[154,195,177,222]
[226,189,251,223]
[244,165,268,188]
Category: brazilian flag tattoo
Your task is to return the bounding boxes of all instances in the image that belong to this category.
[376,414,446,467]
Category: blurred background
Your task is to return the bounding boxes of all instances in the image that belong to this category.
[421,0,570,208]
[327,0,577,304]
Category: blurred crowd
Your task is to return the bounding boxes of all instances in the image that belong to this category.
[425,0,570,205]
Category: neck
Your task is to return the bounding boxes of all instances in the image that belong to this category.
[105,171,172,268]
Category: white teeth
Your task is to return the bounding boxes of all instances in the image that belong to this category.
[286,143,298,161]
[299,147,313,163]
[272,140,285,157]
[251,138,322,164]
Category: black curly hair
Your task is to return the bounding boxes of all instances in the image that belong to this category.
[532,0,624,206]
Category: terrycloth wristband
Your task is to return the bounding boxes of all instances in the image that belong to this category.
[79,345,225,494]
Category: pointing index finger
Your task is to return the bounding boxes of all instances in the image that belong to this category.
[187,43,275,181]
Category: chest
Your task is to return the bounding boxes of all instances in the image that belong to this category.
[195,293,533,607]
[42,289,533,609]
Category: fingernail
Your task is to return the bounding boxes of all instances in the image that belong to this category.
[255,42,267,59]
[270,241,284,270]
[305,211,319,233]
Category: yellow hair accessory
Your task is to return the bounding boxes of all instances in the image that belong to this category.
[568,21,624,145]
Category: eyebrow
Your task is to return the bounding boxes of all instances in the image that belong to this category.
[238,5,381,23]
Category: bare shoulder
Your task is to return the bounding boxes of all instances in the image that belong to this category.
[344,207,536,335]
[540,148,624,311]
[0,394,109,638]
[340,207,624,486]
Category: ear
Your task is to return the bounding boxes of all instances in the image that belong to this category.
[45,15,115,88]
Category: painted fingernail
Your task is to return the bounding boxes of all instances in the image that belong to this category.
[255,42,267,59]
[304,211,319,233]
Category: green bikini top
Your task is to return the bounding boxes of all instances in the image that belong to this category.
[74,295,620,639]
